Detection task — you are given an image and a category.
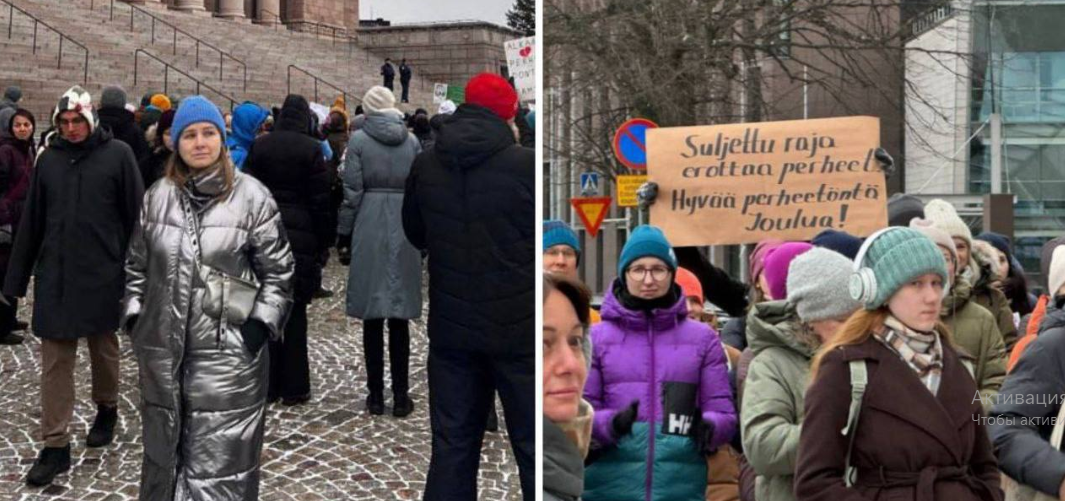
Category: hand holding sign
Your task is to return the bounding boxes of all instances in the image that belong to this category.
[646,116,888,246]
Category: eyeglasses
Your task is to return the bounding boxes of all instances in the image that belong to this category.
[545,247,578,260]
[627,266,670,281]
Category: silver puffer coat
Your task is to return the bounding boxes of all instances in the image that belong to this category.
[122,167,294,500]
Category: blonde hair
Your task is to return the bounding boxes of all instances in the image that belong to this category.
[809,308,955,381]
[164,144,235,199]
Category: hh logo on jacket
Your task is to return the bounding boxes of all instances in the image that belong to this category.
[661,381,697,436]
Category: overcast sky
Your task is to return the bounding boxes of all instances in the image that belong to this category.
[360,0,511,26]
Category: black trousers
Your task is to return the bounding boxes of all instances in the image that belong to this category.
[269,301,310,399]
[0,295,18,335]
[423,345,533,500]
[363,318,410,396]
[401,81,411,102]
[384,77,394,91]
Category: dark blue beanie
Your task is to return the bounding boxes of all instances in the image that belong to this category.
[976,232,1012,261]
[544,219,580,255]
[811,229,863,260]
[618,225,677,277]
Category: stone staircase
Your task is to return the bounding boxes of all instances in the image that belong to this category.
[0,0,435,128]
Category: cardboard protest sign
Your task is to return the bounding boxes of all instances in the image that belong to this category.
[646,116,887,246]
[504,36,535,102]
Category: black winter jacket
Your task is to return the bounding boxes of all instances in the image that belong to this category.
[402,104,534,355]
[989,297,1065,496]
[244,96,334,304]
[3,128,143,338]
[98,107,150,169]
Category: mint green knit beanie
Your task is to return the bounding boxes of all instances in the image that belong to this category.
[856,227,948,310]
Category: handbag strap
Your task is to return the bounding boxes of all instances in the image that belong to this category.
[178,191,204,266]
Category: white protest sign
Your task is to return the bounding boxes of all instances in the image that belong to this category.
[433,83,448,104]
[504,36,535,102]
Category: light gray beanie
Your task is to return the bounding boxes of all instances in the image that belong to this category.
[786,247,861,322]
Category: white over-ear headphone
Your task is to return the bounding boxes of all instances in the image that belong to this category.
[849,227,900,304]
[849,226,951,304]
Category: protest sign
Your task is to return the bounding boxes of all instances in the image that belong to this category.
[504,36,535,102]
[433,83,448,104]
[646,116,887,246]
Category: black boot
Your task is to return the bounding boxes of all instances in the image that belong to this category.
[14,319,27,331]
[25,445,71,486]
[366,392,385,415]
[85,405,118,448]
[0,331,23,345]
[393,392,414,418]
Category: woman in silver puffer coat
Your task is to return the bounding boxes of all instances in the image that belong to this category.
[122,96,294,501]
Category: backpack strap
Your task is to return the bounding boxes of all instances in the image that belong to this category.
[842,359,868,488]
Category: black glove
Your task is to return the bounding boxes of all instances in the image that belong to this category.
[124,315,139,334]
[611,400,639,440]
[636,182,658,209]
[336,233,351,249]
[874,147,895,178]
[239,319,270,355]
[689,418,717,456]
[338,246,351,266]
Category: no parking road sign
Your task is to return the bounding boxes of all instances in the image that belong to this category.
[612,118,658,170]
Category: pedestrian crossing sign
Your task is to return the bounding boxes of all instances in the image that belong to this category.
[571,197,612,238]
[580,172,599,196]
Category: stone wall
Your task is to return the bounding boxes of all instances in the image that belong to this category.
[357,22,520,86]
[284,0,358,30]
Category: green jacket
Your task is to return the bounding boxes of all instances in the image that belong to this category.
[969,262,1019,351]
[943,277,1007,409]
[740,301,817,501]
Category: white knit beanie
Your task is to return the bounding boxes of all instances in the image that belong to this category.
[362,86,396,115]
[52,85,96,133]
[910,218,958,267]
[924,199,972,251]
[786,248,861,322]
[1050,246,1065,297]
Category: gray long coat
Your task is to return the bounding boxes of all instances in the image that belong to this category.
[122,169,294,501]
[338,113,422,320]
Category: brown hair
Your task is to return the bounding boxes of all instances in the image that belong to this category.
[544,273,591,328]
[164,144,235,199]
[809,308,955,381]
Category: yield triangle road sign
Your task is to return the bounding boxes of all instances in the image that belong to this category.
[571,197,612,238]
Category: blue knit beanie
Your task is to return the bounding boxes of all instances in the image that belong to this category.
[170,95,227,146]
[618,225,677,277]
[811,229,863,260]
[544,220,580,255]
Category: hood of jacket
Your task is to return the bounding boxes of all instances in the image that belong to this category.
[97,106,135,131]
[746,300,816,358]
[599,277,688,332]
[942,275,974,318]
[362,113,410,146]
[434,104,515,171]
[544,400,592,500]
[275,95,312,135]
[227,102,270,152]
[0,107,14,140]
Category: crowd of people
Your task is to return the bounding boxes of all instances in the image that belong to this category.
[0,72,535,501]
[542,184,1065,500]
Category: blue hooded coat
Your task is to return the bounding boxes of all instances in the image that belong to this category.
[227,102,270,170]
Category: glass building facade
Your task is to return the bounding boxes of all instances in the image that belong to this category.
[970,2,1065,287]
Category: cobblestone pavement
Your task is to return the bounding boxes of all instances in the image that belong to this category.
[0,260,522,500]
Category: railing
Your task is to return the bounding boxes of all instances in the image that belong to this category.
[1,0,90,84]
[286,20,356,45]
[134,49,237,111]
[93,0,246,91]
[287,65,361,109]
[259,8,281,31]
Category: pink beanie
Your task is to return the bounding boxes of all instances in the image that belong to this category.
[749,239,785,284]
[762,242,813,301]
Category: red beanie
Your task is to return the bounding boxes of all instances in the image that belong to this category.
[464,73,518,121]
[675,267,704,305]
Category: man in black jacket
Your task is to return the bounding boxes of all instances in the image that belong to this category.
[402,73,533,500]
[382,58,396,91]
[5,86,144,487]
[97,86,150,166]
[244,94,334,406]
[399,59,413,103]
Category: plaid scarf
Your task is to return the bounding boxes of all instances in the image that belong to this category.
[875,315,944,395]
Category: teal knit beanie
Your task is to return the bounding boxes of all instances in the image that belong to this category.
[854,227,948,310]
[544,220,580,256]
[618,225,677,277]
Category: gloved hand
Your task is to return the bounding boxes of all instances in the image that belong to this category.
[636,182,658,209]
[689,417,717,456]
[124,315,139,335]
[336,233,351,249]
[336,234,352,266]
[874,147,895,178]
[240,319,270,355]
[611,400,639,440]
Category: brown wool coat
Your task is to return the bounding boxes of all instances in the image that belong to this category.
[794,336,1003,501]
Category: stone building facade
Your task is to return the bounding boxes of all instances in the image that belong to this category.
[133,0,359,30]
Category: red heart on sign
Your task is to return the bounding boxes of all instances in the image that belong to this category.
[519,46,532,58]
